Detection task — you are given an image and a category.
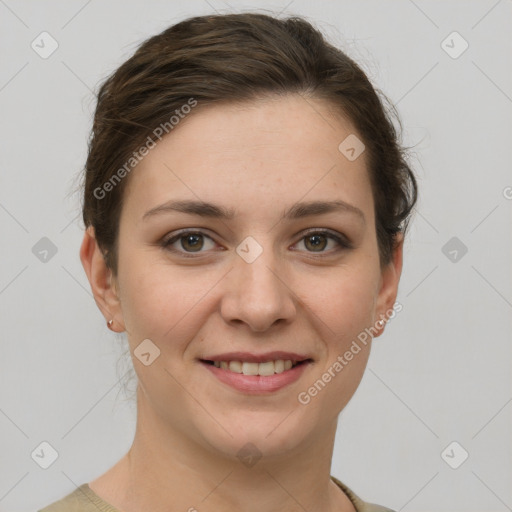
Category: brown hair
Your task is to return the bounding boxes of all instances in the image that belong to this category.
[81,12,417,274]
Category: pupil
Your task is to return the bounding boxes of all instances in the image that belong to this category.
[183,234,203,251]
[307,234,326,251]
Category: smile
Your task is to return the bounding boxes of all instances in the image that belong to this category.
[202,359,306,376]
[199,358,313,394]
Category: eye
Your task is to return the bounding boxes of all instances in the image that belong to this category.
[293,230,351,254]
[161,228,351,258]
[161,230,217,256]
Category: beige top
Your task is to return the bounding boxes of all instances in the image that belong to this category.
[38,476,395,512]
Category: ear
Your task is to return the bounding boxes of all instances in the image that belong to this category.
[80,226,125,332]
[373,233,404,338]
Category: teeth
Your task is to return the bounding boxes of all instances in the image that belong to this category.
[274,360,285,373]
[229,361,242,373]
[257,361,275,376]
[211,359,300,375]
[242,362,259,375]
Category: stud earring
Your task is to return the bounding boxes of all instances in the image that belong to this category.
[107,319,114,330]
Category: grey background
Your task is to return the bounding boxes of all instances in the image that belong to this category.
[0,1,511,511]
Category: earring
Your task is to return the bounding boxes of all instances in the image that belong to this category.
[107,319,114,330]
[376,319,386,328]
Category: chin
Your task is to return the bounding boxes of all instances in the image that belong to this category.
[196,410,317,462]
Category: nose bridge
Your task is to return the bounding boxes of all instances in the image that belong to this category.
[221,235,296,331]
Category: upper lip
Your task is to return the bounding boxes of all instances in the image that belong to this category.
[200,351,313,363]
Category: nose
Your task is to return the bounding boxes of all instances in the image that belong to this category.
[220,245,297,333]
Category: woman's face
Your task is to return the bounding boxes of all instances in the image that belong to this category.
[86,94,402,460]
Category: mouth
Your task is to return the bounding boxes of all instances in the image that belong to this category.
[198,352,314,394]
[200,358,313,376]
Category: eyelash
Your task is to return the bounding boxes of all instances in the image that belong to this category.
[160,229,352,258]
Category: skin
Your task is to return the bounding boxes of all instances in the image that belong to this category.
[80,94,403,512]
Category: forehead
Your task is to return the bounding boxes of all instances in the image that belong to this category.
[121,94,373,222]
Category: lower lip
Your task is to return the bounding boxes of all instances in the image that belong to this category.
[200,360,311,394]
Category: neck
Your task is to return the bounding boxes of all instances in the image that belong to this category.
[89,387,355,512]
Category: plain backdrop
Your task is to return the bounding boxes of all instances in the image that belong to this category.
[0,1,511,511]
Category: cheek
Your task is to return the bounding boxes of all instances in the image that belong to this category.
[298,271,378,413]
[116,245,173,338]
[116,249,217,349]
[304,261,380,339]
[298,256,379,393]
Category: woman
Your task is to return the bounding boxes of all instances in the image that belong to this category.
[40,12,417,512]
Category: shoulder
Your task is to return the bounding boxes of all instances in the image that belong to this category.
[38,483,120,512]
[331,476,396,512]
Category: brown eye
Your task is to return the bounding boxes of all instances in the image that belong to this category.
[180,233,204,252]
[162,230,216,255]
[294,230,351,254]
[303,233,328,252]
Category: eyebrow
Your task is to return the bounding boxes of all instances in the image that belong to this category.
[142,199,365,223]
